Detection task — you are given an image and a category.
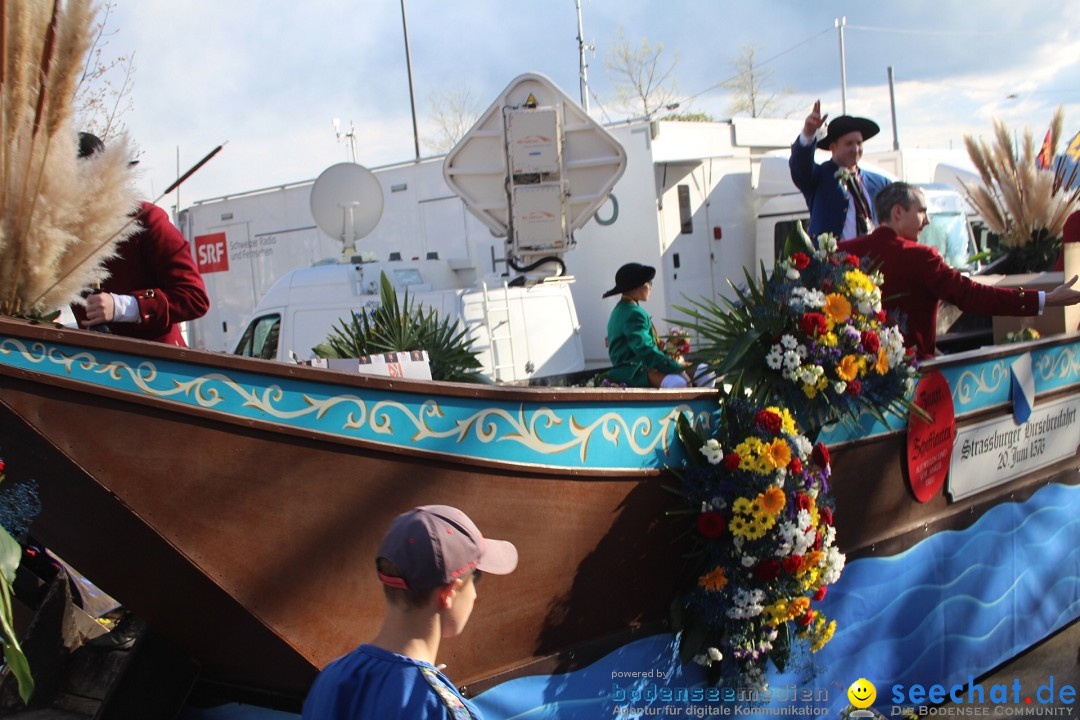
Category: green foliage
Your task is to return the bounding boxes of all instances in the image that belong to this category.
[314,272,483,383]
[992,227,1061,274]
[781,220,814,259]
[0,468,33,704]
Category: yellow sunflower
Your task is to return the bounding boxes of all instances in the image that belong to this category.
[837,354,863,382]
[875,347,890,374]
[760,486,787,515]
[763,439,792,470]
[823,293,852,324]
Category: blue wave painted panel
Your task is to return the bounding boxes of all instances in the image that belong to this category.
[0,335,715,470]
[472,482,1080,718]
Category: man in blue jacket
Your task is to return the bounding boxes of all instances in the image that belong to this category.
[789,101,891,241]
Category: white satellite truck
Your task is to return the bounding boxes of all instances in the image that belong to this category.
[228,73,626,383]
[182,78,981,373]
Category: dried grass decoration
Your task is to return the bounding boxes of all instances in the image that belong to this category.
[963,106,1080,274]
[0,0,138,317]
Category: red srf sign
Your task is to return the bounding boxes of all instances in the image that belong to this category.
[194,233,229,273]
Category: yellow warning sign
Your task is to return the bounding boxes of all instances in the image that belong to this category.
[524,93,538,107]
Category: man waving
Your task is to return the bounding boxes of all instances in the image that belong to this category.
[789,100,891,241]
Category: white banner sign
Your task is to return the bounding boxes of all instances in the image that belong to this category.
[948,395,1080,500]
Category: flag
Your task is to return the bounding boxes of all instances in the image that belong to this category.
[1011,352,1034,424]
[1036,127,1053,170]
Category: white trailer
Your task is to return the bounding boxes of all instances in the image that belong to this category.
[179,115,977,372]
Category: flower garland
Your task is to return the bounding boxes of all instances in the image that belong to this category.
[673,401,844,688]
[675,233,920,431]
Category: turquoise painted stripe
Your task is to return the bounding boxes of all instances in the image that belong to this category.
[822,340,1080,445]
[0,335,715,471]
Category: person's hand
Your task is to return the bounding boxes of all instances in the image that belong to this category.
[803,100,828,138]
[1045,275,1080,306]
[83,292,116,326]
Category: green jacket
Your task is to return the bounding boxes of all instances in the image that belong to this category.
[606,299,684,387]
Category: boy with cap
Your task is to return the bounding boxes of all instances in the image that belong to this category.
[301,505,518,720]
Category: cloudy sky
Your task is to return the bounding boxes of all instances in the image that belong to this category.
[98,0,1080,210]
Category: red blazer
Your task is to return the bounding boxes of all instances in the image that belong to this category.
[73,202,209,346]
[838,227,1040,358]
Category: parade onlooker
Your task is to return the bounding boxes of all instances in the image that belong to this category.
[301,505,518,720]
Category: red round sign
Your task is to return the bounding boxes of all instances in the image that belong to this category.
[905,370,956,503]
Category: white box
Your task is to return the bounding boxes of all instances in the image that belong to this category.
[512,183,567,250]
[508,107,561,175]
[326,351,432,380]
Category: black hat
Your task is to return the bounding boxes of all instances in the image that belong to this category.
[78,132,105,158]
[603,263,656,298]
[817,115,880,150]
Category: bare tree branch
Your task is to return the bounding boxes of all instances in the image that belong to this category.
[602,28,680,118]
[424,84,481,154]
[721,44,794,119]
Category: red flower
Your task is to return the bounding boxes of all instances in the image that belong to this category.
[813,586,828,602]
[791,252,810,270]
[822,280,834,292]
[789,457,802,474]
[845,254,860,267]
[752,558,781,583]
[782,555,803,574]
[811,442,830,469]
[860,331,880,353]
[813,531,823,551]
[820,507,834,526]
[697,511,727,539]
[799,312,828,337]
[847,379,862,395]
[724,452,741,472]
[798,609,816,627]
[877,310,887,322]
[0,458,5,475]
[755,409,782,434]
[795,493,813,511]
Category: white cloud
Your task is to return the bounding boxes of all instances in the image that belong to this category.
[96,0,1080,205]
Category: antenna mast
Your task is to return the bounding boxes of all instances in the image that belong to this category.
[575,0,591,113]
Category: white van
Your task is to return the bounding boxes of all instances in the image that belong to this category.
[231,257,585,384]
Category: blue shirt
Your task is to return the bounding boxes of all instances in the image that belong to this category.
[301,644,481,720]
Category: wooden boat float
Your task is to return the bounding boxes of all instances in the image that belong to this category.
[1,316,1078,707]
[0,316,716,697]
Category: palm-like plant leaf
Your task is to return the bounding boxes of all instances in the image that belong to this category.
[316,272,483,382]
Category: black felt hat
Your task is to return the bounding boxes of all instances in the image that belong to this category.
[817,115,880,150]
[603,263,656,298]
[78,132,105,158]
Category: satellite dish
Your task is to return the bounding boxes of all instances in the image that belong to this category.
[309,162,384,250]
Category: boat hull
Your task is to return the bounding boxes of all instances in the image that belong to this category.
[0,318,713,695]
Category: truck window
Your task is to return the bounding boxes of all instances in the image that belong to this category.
[235,314,281,360]
[919,211,977,271]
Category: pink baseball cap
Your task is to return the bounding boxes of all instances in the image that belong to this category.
[376,505,518,590]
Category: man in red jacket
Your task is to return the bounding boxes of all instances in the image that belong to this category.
[838,182,1080,358]
[73,133,209,346]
